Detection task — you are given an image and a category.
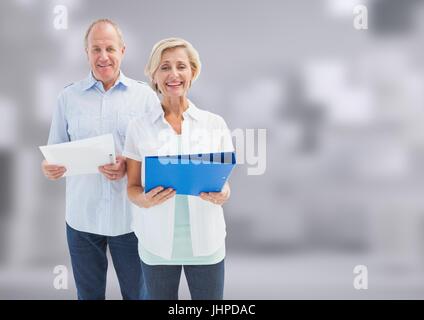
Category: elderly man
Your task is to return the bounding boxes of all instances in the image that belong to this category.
[41,19,159,300]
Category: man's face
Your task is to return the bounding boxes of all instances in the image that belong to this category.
[86,23,125,89]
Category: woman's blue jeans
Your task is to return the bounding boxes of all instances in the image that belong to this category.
[141,259,225,300]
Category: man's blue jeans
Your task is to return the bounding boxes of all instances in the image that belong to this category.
[66,223,144,300]
[141,259,225,300]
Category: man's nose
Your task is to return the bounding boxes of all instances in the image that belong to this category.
[99,50,108,60]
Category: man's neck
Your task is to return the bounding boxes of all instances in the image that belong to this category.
[92,71,120,92]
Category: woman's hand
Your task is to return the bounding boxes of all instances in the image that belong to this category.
[41,160,66,180]
[127,159,175,208]
[200,183,231,205]
[135,186,176,208]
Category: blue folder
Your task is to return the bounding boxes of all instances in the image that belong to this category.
[145,152,236,196]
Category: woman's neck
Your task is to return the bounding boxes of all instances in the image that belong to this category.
[161,96,188,135]
[161,96,188,118]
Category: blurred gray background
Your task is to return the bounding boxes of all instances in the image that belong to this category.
[2,0,424,299]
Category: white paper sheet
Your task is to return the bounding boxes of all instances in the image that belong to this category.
[39,134,116,176]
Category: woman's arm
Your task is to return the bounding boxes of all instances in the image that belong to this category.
[127,158,176,208]
[127,158,144,206]
[199,115,233,205]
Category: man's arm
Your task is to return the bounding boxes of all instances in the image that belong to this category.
[42,92,69,180]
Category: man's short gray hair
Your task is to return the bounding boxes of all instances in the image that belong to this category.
[84,18,125,49]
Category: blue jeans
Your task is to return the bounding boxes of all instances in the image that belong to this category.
[141,259,225,300]
[66,223,144,300]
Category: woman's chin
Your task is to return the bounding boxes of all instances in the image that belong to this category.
[162,90,187,99]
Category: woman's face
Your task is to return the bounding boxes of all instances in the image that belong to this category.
[154,47,193,98]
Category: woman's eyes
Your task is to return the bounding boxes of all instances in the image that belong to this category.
[160,64,187,71]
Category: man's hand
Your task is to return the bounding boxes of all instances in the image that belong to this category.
[135,186,176,208]
[99,155,127,181]
[41,160,66,180]
[200,182,231,205]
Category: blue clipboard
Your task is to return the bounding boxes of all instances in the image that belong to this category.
[145,152,236,196]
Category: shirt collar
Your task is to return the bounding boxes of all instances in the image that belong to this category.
[82,71,130,91]
[184,101,201,121]
[148,99,201,124]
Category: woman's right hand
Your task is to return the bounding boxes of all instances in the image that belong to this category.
[136,186,176,208]
[41,160,66,180]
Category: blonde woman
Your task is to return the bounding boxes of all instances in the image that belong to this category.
[123,38,233,299]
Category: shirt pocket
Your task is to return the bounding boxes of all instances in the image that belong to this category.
[67,115,100,140]
[189,133,217,154]
[139,141,161,159]
[117,112,137,140]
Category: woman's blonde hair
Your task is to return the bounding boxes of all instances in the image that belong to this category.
[144,38,201,93]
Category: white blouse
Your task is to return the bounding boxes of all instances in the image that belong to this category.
[123,100,234,259]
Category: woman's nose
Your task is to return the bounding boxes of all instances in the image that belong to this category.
[170,67,179,77]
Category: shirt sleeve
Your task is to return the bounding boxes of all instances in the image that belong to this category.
[47,92,70,145]
[144,87,161,114]
[123,119,142,161]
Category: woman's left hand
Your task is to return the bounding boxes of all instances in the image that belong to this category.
[200,183,231,205]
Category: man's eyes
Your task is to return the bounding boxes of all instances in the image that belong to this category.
[91,47,116,53]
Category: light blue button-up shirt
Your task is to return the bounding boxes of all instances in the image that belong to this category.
[47,71,160,236]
